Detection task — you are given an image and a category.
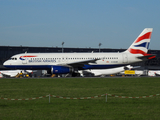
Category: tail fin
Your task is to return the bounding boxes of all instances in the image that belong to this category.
[124,28,153,56]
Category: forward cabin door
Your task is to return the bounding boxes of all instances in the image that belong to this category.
[22,56,27,64]
[122,53,128,63]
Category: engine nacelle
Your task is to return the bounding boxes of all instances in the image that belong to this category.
[51,66,73,74]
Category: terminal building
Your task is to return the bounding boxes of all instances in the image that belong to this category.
[0,46,160,70]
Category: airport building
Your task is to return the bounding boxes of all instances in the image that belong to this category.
[0,46,160,71]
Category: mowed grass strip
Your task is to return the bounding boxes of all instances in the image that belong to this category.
[0,77,160,120]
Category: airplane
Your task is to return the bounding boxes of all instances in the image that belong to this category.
[3,28,155,77]
[0,70,32,78]
[78,65,133,77]
[148,70,160,76]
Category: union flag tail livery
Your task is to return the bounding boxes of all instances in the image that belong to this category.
[3,28,156,77]
[124,28,153,56]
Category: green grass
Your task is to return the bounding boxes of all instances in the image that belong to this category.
[0,77,160,120]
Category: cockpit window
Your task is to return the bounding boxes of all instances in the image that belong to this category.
[9,57,17,60]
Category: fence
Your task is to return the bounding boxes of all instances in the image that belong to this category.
[1,93,160,103]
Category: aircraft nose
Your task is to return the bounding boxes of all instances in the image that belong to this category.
[3,61,9,66]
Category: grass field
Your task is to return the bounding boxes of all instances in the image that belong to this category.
[0,77,160,120]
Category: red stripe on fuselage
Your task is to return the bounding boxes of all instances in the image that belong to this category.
[20,56,37,58]
[135,32,152,43]
[128,48,148,56]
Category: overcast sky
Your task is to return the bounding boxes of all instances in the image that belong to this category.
[0,0,160,50]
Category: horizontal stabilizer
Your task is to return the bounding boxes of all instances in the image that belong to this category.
[137,54,156,60]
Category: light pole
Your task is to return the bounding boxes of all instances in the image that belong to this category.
[62,42,64,53]
[99,43,102,52]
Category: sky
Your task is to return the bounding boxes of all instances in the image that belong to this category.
[0,0,160,50]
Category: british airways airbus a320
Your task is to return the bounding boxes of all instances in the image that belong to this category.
[3,28,155,76]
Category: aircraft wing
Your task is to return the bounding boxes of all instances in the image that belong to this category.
[137,54,156,60]
[1,72,18,77]
[57,59,99,68]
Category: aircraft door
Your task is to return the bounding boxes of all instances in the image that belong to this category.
[122,54,128,63]
[22,57,27,64]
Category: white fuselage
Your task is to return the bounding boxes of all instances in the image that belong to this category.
[3,52,142,70]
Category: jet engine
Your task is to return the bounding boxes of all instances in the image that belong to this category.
[50,66,73,74]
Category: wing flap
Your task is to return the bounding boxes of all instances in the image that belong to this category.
[57,59,99,68]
